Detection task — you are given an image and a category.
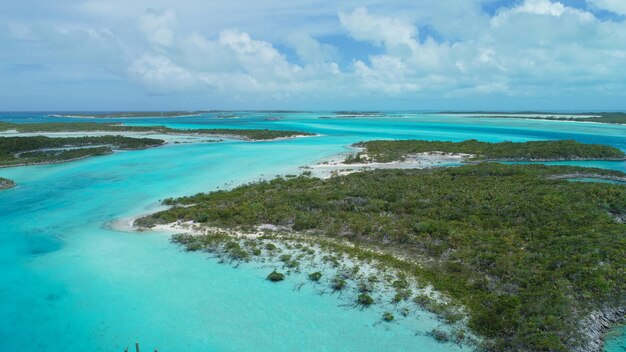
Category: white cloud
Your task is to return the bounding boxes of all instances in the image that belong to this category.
[491,0,594,27]
[339,7,417,52]
[138,8,177,47]
[128,54,194,93]
[4,0,626,107]
[587,0,626,15]
[285,32,339,63]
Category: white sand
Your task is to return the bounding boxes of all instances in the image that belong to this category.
[308,151,472,178]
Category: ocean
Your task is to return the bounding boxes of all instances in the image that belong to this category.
[1,112,624,351]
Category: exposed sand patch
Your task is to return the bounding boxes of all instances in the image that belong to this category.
[308,151,472,178]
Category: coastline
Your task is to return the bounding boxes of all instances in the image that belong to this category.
[435,113,626,126]
[128,218,478,348]
[310,150,626,179]
[0,140,168,169]
[128,159,626,351]
[308,150,469,178]
[1,130,317,142]
[577,307,626,352]
[0,177,16,190]
[479,157,626,162]
[128,216,625,352]
[48,113,204,119]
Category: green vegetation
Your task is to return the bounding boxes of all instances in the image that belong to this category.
[308,271,323,282]
[357,293,374,306]
[0,135,164,167]
[267,270,286,282]
[141,163,626,351]
[0,177,15,190]
[0,121,314,141]
[331,276,347,291]
[429,329,451,343]
[345,139,625,163]
[382,312,395,322]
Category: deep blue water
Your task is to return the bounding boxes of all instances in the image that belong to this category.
[0,112,624,351]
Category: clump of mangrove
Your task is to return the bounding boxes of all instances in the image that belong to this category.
[267,271,286,282]
[0,135,165,167]
[0,121,314,141]
[308,272,322,282]
[344,139,625,164]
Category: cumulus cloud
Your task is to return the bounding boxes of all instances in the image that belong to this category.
[491,0,594,27]
[587,0,626,16]
[138,8,177,47]
[128,54,194,93]
[2,0,626,108]
[339,7,418,51]
[285,32,339,63]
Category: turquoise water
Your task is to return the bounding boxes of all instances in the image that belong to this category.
[566,178,626,184]
[1,112,625,351]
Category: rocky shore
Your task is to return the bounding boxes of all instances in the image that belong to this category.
[575,306,625,352]
[0,177,16,190]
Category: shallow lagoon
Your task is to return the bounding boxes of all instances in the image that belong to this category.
[0,112,624,351]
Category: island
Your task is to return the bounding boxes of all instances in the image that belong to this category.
[319,111,386,119]
[136,163,625,351]
[48,111,209,118]
[135,140,626,352]
[0,135,165,167]
[0,177,15,190]
[344,139,626,164]
[439,111,626,125]
[0,122,315,141]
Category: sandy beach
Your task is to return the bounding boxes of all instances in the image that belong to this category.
[308,150,472,178]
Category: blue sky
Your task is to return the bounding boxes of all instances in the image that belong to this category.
[1,0,626,111]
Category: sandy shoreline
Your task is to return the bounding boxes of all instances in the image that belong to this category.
[0,130,317,143]
[307,150,471,178]
[48,113,204,119]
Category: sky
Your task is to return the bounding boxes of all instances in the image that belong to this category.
[1,0,626,111]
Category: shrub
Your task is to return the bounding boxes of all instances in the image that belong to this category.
[429,329,450,343]
[391,289,411,304]
[331,276,347,291]
[185,242,203,252]
[358,281,373,293]
[357,293,374,306]
[267,271,285,282]
[383,312,395,321]
[308,272,323,282]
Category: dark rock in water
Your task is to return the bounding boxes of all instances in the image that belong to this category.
[0,178,16,190]
[24,235,63,256]
[46,293,62,301]
[575,306,626,352]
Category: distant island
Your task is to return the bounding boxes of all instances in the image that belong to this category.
[344,139,626,164]
[439,111,626,125]
[47,110,311,119]
[0,135,165,167]
[0,122,315,141]
[136,162,626,352]
[0,177,15,190]
[48,111,208,118]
